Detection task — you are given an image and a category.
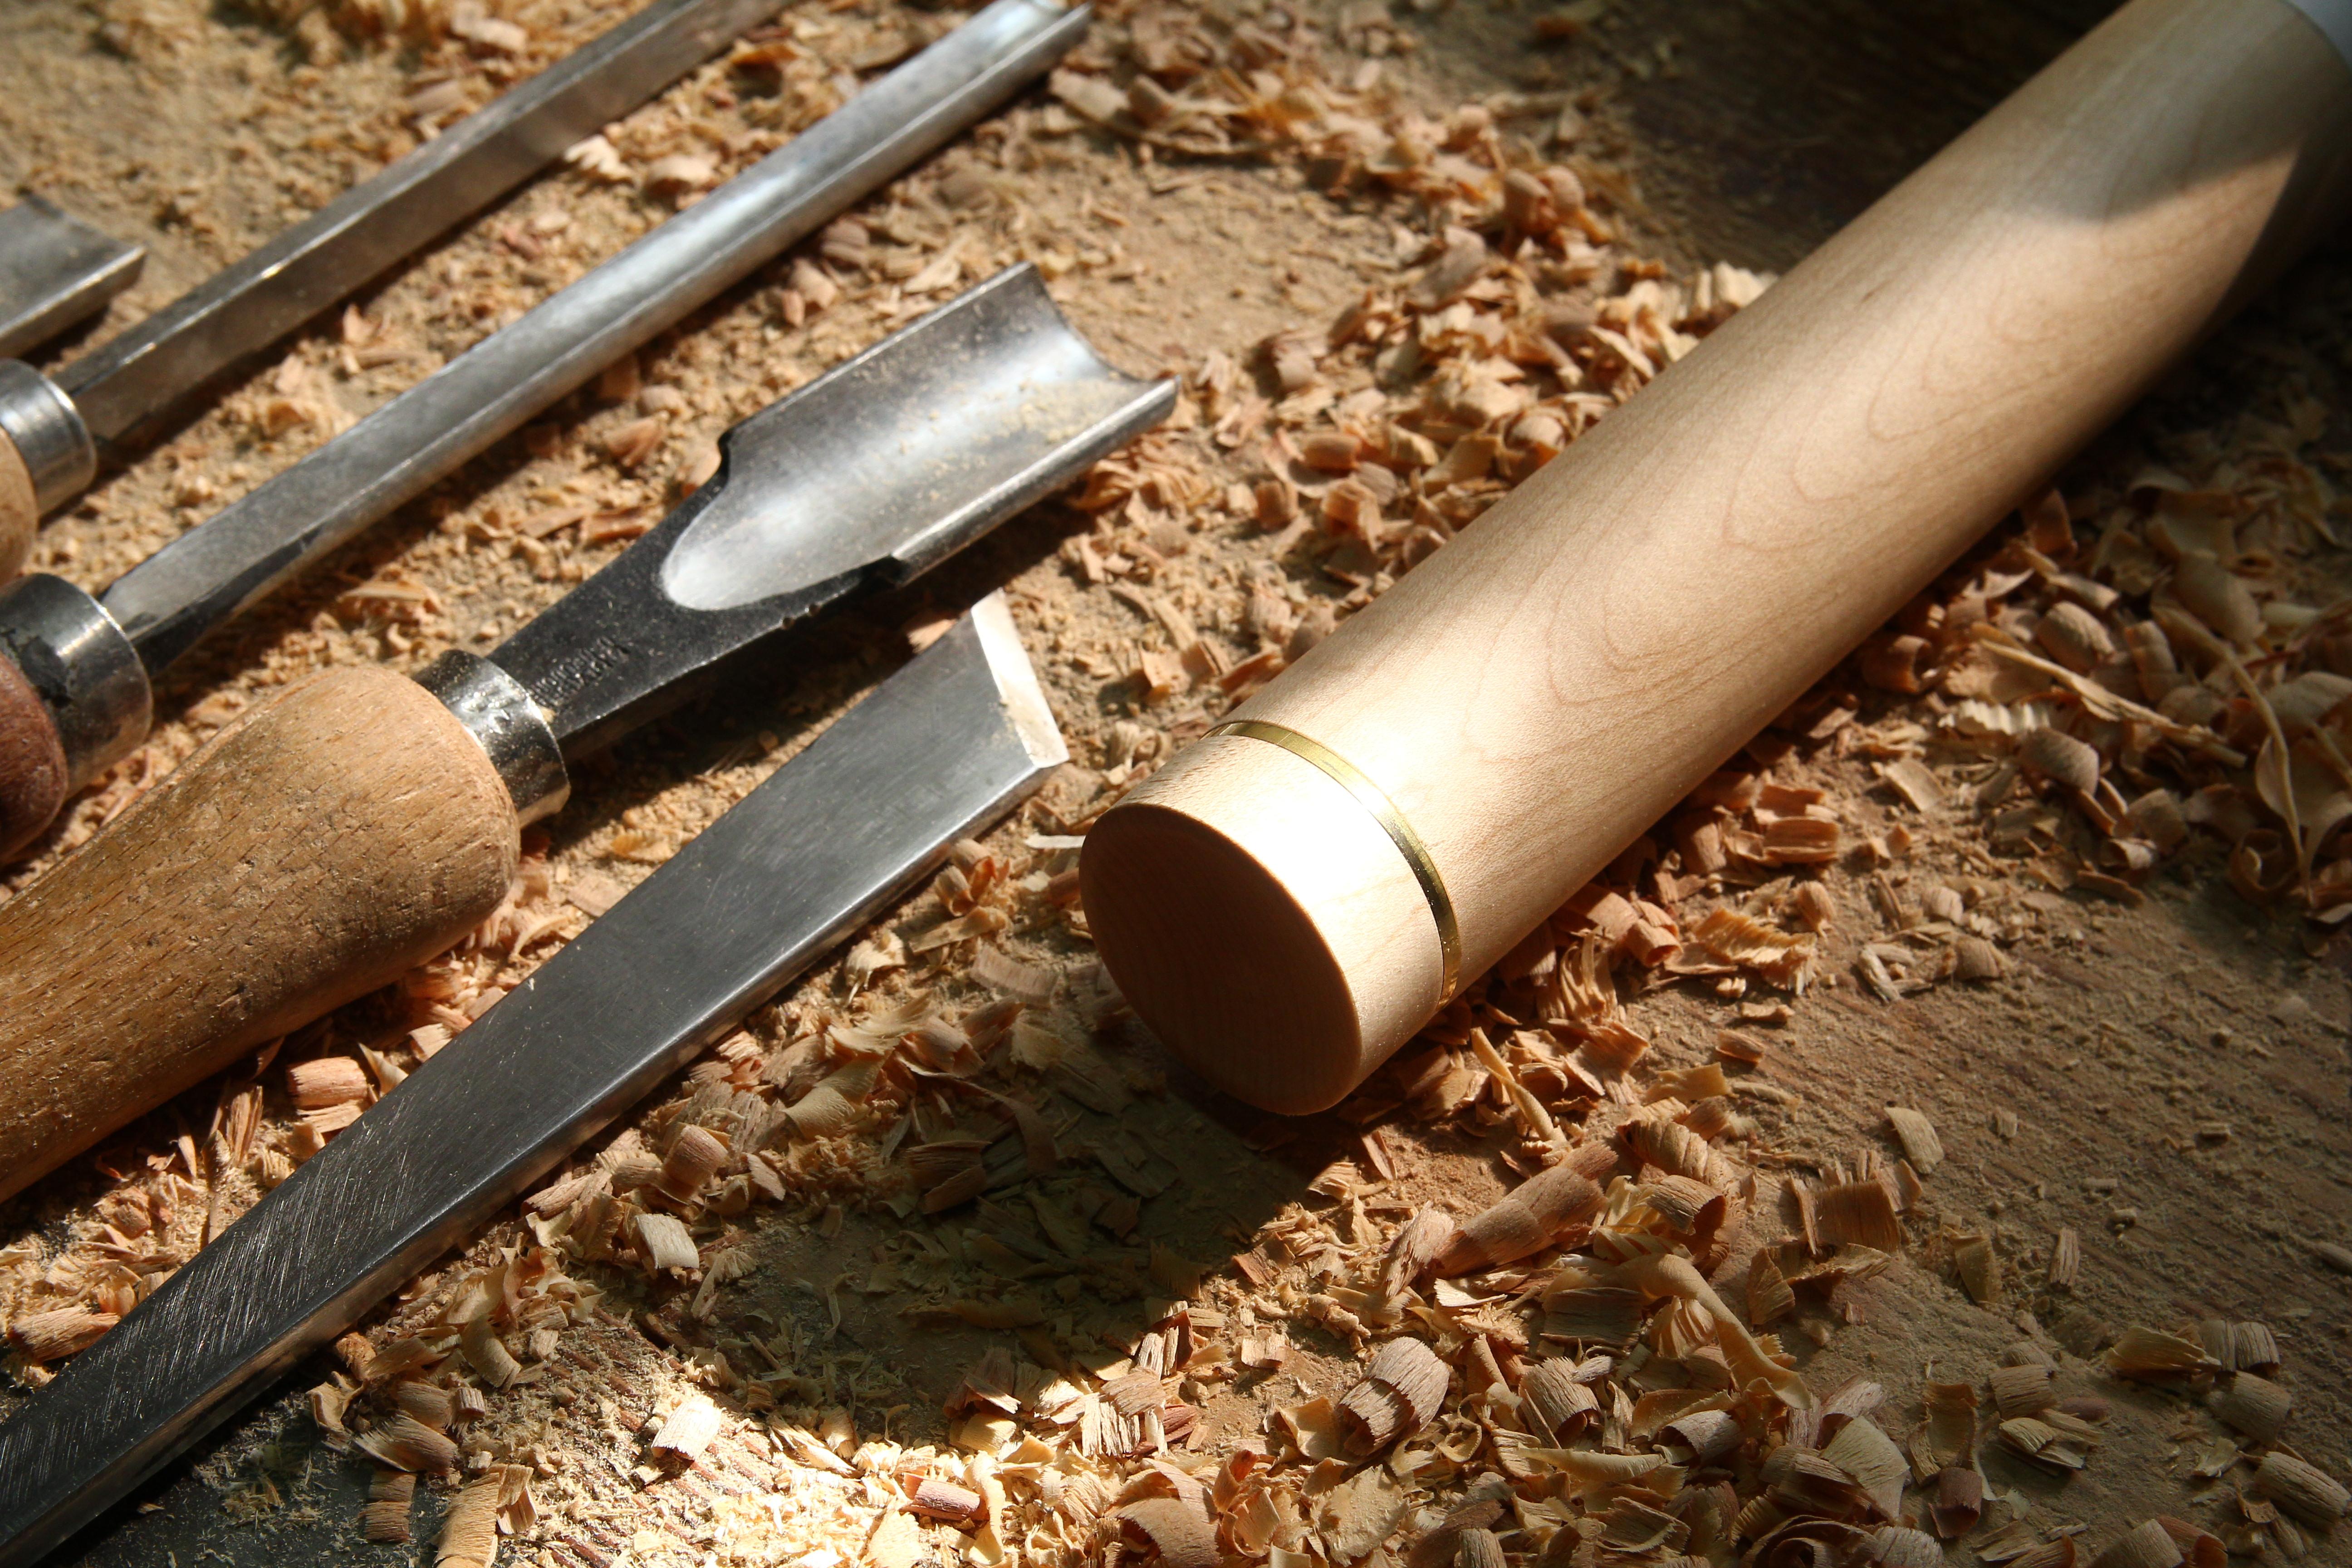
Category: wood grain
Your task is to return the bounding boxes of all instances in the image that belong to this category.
[0,430,34,583]
[1082,0,2352,1113]
[0,666,518,1200]
[0,653,66,862]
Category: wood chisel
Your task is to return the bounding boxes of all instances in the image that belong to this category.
[0,590,1065,1568]
[0,260,1171,1204]
[0,0,1089,858]
[1081,0,2352,1113]
[0,0,788,572]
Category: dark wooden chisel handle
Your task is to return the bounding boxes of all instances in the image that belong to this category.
[0,667,517,1201]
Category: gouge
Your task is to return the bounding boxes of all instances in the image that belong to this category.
[0,0,787,572]
[0,591,1065,1568]
[0,197,142,363]
[0,262,1170,1205]
[0,0,1088,858]
[1081,0,2352,1114]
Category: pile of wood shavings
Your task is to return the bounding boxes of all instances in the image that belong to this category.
[3,0,2350,1563]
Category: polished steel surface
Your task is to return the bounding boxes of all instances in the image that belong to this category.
[494,262,1175,752]
[0,573,148,788]
[0,598,1063,1568]
[0,361,94,514]
[52,0,783,448]
[0,198,142,362]
[413,648,571,824]
[99,0,1087,681]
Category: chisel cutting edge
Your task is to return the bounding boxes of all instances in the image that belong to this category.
[0,0,789,571]
[0,0,1090,857]
[0,260,1172,1210]
[0,590,1066,1568]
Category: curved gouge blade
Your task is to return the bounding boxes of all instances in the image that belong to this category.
[0,594,1064,1568]
[99,0,1088,681]
[0,198,142,362]
[496,261,1177,752]
[50,0,784,450]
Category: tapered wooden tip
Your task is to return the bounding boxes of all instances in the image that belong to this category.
[0,428,34,583]
[1079,734,1445,1114]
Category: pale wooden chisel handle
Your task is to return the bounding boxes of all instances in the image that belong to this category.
[0,438,33,583]
[1082,0,2352,1113]
[0,667,516,1200]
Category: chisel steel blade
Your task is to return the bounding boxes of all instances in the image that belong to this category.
[99,0,1087,681]
[51,0,784,448]
[493,261,1176,753]
[0,198,142,363]
[0,594,1064,1567]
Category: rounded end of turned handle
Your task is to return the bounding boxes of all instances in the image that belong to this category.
[0,653,66,861]
[1080,732,1447,1115]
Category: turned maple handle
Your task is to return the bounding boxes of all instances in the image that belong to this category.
[0,666,518,1200]
[1083,0,2352,1113]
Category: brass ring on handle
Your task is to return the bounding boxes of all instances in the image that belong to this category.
[1204,718,1461,1004]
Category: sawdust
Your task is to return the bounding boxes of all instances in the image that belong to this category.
[0,0,2349,1566]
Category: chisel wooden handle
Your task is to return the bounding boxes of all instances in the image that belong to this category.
[0,667,517,1200]
[1082,0,2352,1113]
[0,436,34,582]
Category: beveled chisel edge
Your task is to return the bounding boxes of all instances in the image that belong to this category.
[972,589,1069,770]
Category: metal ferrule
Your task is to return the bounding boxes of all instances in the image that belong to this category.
[0,573,150,790]
[414,650,569,827]
[0,361,94,514]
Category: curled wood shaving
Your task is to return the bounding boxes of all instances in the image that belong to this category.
[434,1473,509,1568]
[1690,908,1815,987]
[632,1212,700,1274]
[1116,1494,1217,1568]
[1883,1107,1943,1173]
[361,1469,415,1544]
[392,1381,453,1430]
[459,1318,519,1389]
[1627,1250,1814,1410]
[652,1394,724,1462]
[353,1410,458,1473]
[1745,1250,1795,1327]
[1813,1181,1902,1253]
[2257,1451,2351,1524]
[5,1307,117,1362]
[2208,1371,2292,1442]
[1955,1233,1999,1304]
[1931,1465,1983,1539]
[1436,1148,1610,1273]
[1338,1336,1450,1454]
[2087,1519,2186,1568]
[2105,1325,2215,1382]
[1380,1207,1458,1298]
[1972,628,2244,764]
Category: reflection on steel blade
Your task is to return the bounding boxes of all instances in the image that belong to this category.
[491,262,1176,753]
